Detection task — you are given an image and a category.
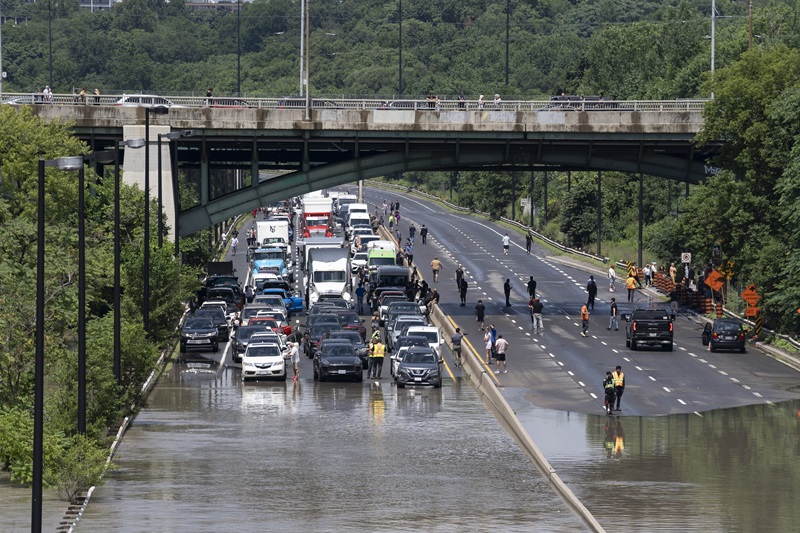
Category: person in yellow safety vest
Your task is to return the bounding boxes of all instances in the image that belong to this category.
[369,338,385,379]
[603,371,616,415]
[612,365,625,412]
[626,274,637,303]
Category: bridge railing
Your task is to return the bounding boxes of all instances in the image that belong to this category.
[1,93,710,112]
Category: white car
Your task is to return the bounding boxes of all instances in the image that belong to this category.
[251,294,288,316]
[404,326,443,357]
[351,252,368,272]
[241,342,286,381]
[250,331,289,356]
[113,94,187,108]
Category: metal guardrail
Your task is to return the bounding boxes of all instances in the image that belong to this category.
[0,93,711,112]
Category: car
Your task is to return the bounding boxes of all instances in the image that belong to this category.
[313,340,363,382]
[394,346,442,388]
[351,251,369,273]
[113,94,187,108]
[193,307,231,341]
[205,286,241,310]
[253,294,288,316]
[304,322,345,358]
[349,227,375,244]
[318,297,352,311]
[250,310,292,336]
[248,316,284,336]
[329,330,369,369]
[379,294,412,324]
[390,335,430,376]
[200,300,239,322]
[232,324,272,363]
[263,287,303,317]
[180,317,219,353]
[306,313,341,329]
[625,308,674,351]
[241,305,275,326]
[334,310,366,340]
[703,318,747,353]
[1,96,35,106]
[241,342,286,381]
[403,326,443,357]
[387,316,427,350]
[250,331,290,357]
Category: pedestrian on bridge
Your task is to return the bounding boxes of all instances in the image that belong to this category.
[231,235,239,256]
[405,241,414,266]
[420,224,428,244]
[608,264,617,292]
[504,279,512,307]
[289,342,300,381]
[580,302,590,337]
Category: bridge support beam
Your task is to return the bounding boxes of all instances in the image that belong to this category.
[122,125,177,243]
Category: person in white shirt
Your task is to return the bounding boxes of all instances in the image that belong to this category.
[608,265,616,292]
[502,234,510,255]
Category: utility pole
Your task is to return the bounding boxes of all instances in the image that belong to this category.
[748,0,753,50]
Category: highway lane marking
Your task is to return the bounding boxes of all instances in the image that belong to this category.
[590,392,597,399]
[678,346,687,351]
[567,371,574,376]
[742,385,751,390]
[719,370,728,375]
[600,341,607,345]
[648,376,656,381]
[753,392,763,397]
[557,361,564,366]
[578,381,585,387]
[663,387,671,392]
[708,364,717,369]
[730,377,740,383]
[549,353,555,357]
[678,399,686,405]
[635,366,643,371]
[699,358,708,363]
[694,412,703,417]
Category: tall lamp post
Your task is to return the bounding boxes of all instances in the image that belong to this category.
[143,107,169,334]
[398,0,402,97]
[237,0,241,97]
[33,155,84,532]
[107,140,145,386]
[158,130,193,249]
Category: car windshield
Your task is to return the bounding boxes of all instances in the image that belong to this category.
[253,251,285,261]
[411,331,439,343]
[378,274,409,286]
[313,324,343,336]
[388,304,417,313]
[243,307,271,318]
[185,318,214,329]
[330,332,363,345]
[247,345,281,357]
[251,319,279,328]
[396,337,428,348]
[336,312,360,325]
[405,351,436,364]
[194,309,223,319]
[236,326,267,341]
[322,345,356,357]
[314,271,347,283]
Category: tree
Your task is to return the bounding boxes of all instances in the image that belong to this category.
[559,175,598,249]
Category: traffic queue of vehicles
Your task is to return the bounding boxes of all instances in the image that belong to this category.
[182,191,444,387]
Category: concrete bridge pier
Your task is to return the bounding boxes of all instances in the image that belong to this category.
[122,125,176,244]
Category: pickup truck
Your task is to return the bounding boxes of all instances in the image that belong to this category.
[624,309,674,351]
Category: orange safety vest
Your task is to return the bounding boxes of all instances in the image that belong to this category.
[626,277,637,290]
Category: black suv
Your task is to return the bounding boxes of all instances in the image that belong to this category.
[180,317,220,353]
[313,340,362,382]
[193,307,230,341]
[395,346,442,388]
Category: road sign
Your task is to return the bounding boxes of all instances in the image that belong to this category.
[745,306,759,317]
[681,252,692,263]
[704,269,724,291]
[740,284,760,307]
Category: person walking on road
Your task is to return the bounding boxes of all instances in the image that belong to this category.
[489,324,497,360]
[612,366,625,411]
[475,299,486,330]
[408,223,416,243]
[608,264,617,292]
[420,224,428,244]
[483,328,492,365]
[430,256,442,283]
[451,328,465,367]
[494,334,509,373]
[455,264,464,290]
[530,297,544,333]
[355,283,367,314]
[289,341,300,381]
[459,278,468,306]
[626,273,637,302]
[525,233,532,254]
[608,297,619,331]
[586,275,598,310]
[527,276,537,300]
[404,241,414,266]
[502,233,511,255]
[369,337,385,379]
[603,371,616,415]
[580,302,590,337]
[504,279,512,307]
[231,235,239,256]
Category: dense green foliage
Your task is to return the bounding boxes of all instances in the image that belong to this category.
[0,107,205,498]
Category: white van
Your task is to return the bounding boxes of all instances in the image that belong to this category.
[404,326,443,357]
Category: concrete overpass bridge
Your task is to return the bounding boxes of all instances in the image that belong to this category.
[17,96,715,237]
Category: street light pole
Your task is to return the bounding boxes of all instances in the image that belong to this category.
[711,0,716,99]
[77,161,86,433]
[158,130,193,250]
[505,0,510,87]
[300,0,305,97]
[398,0,402,97]
[143,107,168,334]
[48,0,53,89]
[304,0,310,121]
[33,155,84,530]
[237,0,241,97]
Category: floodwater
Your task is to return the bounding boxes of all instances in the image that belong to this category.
[75,362,584,532]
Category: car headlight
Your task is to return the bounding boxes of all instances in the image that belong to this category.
[206,332,217,337]
[243,362,255,368]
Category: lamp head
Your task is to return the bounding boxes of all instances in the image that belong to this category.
[122,138,146,149]
[55,156,84,171]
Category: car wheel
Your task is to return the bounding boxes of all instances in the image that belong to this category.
[179,342,186,353]
[318,371,326,382]
[212,342,219,352]
[434,379,442,389]
[630,339,637,350]
[355,372,363,383]
[710,345,716,353]
[397,382,406,388]
[664,342,673,352]
[625,337,630,348]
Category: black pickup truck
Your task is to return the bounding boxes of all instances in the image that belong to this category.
[624,309,675,351]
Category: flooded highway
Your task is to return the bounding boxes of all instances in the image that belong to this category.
[76,361,585,532]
